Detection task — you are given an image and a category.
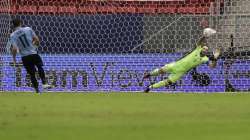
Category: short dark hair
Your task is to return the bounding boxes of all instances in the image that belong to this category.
[11,18,22,28]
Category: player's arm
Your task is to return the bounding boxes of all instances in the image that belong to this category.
[9,37,18,66]
[32,35,39,46]
[30,28,40,46]
[10,45,18,66]
[208,48,221,68]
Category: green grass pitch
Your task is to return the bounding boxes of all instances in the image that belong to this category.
[0,92,250,140]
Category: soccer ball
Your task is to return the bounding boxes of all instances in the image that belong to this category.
[203,28,216,37]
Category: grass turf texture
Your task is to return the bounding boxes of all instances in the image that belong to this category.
[0,93,250,140]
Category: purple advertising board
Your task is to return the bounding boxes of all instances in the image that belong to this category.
[1,54,249,92]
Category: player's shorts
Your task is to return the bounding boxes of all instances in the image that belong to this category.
[161,62,186,83]
[21,54,44,70]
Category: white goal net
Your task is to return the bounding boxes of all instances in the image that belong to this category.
[0,0,250,92]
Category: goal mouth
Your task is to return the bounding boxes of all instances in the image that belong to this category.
[1,0,250,92]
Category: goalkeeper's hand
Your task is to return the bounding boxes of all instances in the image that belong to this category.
[213,48,221,59]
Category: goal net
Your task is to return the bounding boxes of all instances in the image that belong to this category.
[0,0,249,92]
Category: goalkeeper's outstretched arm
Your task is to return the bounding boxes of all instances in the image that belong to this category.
[197,36,206,47]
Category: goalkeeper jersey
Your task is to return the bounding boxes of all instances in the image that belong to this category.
[171,45,209,73]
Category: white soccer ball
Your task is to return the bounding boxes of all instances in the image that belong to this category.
[203,28,216,37]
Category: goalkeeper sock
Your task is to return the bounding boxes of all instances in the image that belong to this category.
[150,81,167,89]
[150,68,160,76]
[150,79,172,89]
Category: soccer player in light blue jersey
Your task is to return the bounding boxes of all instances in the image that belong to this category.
[9,19,52,93]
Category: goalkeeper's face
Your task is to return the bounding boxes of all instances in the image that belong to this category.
[201,46,209,56]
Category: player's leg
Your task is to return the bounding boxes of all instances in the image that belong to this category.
[33,54,46,84]
[144,72,183,93]
[22,56,40,93]
[27,67,39,93]
[37,64,46,84]
[143,63,173,79]
[144,79,173,93]
[33,54,53,89]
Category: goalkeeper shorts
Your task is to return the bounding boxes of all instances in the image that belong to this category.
[161,62,186,83]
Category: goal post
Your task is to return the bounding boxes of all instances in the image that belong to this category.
[0,0,12,92]
[0,0,249,92]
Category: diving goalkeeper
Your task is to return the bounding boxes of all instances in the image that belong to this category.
[143,28,220,92]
